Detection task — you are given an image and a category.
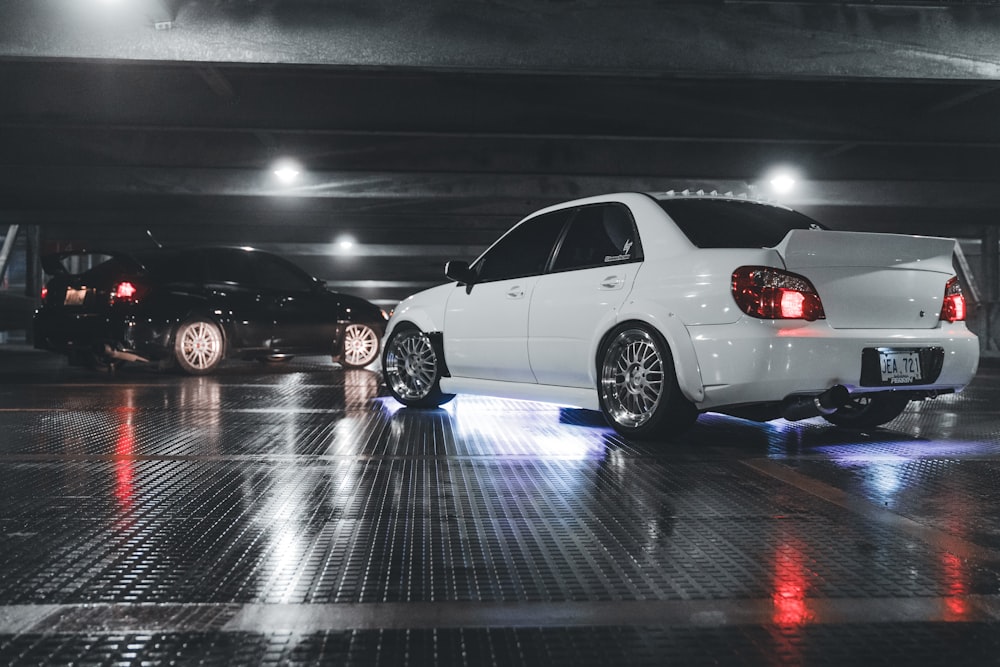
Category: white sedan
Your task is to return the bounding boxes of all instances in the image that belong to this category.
[382,192,980,439]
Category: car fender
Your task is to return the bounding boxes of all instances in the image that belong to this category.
[596,303,706,405]
[384,283,454,340]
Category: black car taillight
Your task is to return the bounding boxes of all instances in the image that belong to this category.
[940,276,966,323]
[731,266,825,321]
[110,280,146,305]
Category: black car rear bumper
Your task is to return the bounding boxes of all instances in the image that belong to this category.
[33,307,172,364]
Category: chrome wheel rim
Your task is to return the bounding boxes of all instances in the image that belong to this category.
[180,322,222,370]
[342,324,379,367]
[600,328,664,429]
[384,330,438,401]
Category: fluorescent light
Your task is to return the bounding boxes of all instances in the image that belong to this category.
[769,172,796,194]
[765,167,801,195]
[271,159,302,184]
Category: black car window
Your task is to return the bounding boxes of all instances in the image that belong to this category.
[474,209,571,282]
[655,199,826,249]
[253,252,317,292]
[204,249,257,286]
[551,203,642,272]
[136,250,204,283]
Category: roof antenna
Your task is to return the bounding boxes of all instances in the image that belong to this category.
[146,229,163,249]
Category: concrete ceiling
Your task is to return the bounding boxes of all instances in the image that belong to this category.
[2,0,1000,306]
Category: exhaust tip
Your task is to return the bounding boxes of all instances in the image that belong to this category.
[817,384,850,413]
[781,384,851,421]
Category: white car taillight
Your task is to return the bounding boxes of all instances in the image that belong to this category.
[731,266,826,321]
[940,276,966,322]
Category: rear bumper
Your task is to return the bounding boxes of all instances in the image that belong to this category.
[33,307,172,363]
[686,318,980,410]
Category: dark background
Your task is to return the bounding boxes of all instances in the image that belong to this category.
[0,0,998,351]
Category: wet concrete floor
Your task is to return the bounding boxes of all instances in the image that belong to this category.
[1,346,999,665]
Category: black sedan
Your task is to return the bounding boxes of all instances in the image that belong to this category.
[34,246,388,374]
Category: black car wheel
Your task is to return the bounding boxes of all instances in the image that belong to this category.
[340,323,380,369]
[823,393,910,429]
[383,324,454,408]
[174,318,224,375]
[597,324,698,440]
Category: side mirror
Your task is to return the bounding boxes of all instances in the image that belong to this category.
[445,260,476,285]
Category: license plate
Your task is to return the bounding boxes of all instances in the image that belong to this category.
[64,288,88,306]
[879,349,922,385]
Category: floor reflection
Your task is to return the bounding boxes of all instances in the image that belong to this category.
[112,389,137,515]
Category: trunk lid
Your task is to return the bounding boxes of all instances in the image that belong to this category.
[41,251,147,312]
[775,230,956,329]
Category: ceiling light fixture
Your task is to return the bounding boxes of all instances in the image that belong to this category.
[767,169,798,195]
[271,159,302,185]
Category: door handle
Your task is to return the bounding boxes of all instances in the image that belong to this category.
[506,286,525,299]
[600,276,624,290]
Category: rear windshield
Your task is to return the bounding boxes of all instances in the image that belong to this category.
[655,199,825,249]
[77,250,193,281]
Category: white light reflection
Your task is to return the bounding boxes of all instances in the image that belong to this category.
[820,440,985,505]
[448,396,612,459]
[256,469,310,603]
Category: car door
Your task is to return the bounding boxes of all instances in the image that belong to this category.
[253,251,339,352]
[528,202,643,388]
[202,248,271,350]
[444,209,571,382]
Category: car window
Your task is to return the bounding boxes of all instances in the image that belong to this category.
[551,203,642,272]
[474,209,572,282]
[204,249,257,286]
[655,199,825,249]
[253,252,317,292]
[136,250,204,283]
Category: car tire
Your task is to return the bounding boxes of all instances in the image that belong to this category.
[823,393,910,429]
[382,323,455,408]
[173,318,224,375]
[340,323,381,369]
[597,323,698,440]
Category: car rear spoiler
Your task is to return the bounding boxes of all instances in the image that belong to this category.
[41,250,146,276]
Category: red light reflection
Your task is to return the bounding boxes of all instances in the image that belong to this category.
[771,541,812,627]
[113,407,136,513]
[942,551,968,620]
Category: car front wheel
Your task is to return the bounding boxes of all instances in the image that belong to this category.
[598,324,698,440]
[174,319,224,375]
[823,393,909,429]
[340,323,380,369]
[383,324,454,408]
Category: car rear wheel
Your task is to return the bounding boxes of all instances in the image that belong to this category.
[823,393,910,429]
[598,324,698,440]
[174,319,224,375]
[340,323,380,369]
[383,324,454,408]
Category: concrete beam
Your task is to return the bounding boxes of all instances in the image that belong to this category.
[2,1,1000,80]
[2,165,1000,211]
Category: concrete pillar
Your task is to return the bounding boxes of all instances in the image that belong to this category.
[0,225,18,284]
[24,226,42,344]
[984,226,1000,353]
